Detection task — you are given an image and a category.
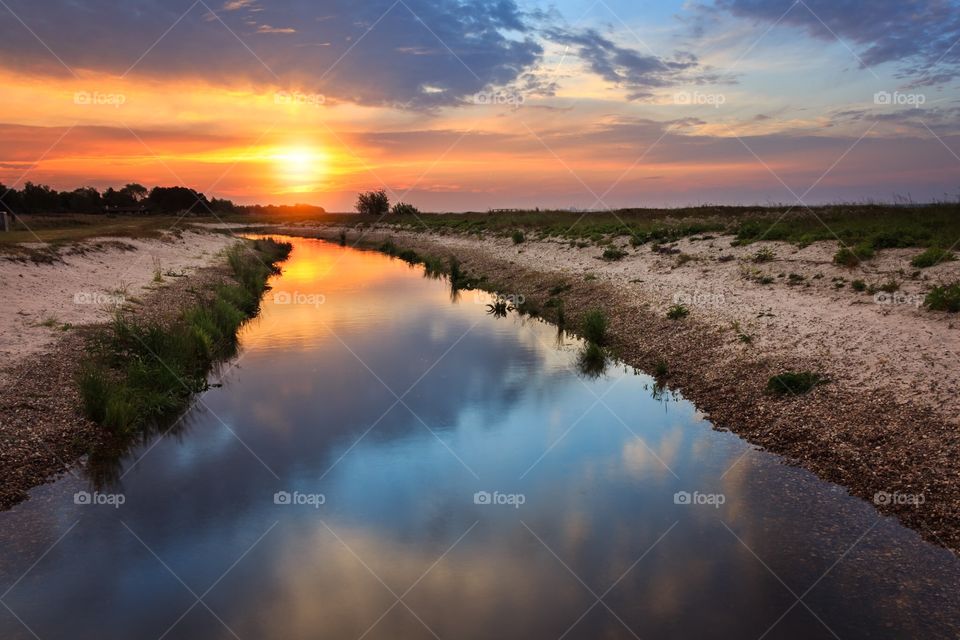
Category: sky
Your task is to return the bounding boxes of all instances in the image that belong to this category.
[0,0,958,211]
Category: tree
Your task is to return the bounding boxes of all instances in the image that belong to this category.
[121,183,148,202]
[355,189,389,216]
[391,202,420,216]
[148,186,207,213]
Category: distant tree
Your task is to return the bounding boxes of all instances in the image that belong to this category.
[391,202,420,216]
[209,197,238,214]
[148,186,208,213]
[121,183,148,202]
[63,187,102,213]
[20,182,60,213]
[356,189,389,216]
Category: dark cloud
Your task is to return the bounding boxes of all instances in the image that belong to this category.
[0,0,542,108]
[543,27,725,100]
[713,0,960,85]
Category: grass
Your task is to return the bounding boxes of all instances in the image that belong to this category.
[833,244,875,267]
[577,342,608,378]
[851,279,867,292]
[767,371,826,396]
[925,282,960,312]
[78,238,292,433]
[601,247,628,261]
[511,230,525,244]
[751,247,776,263]
[911,246,955,268]
[667,304,690,319]
[581,309,608,346]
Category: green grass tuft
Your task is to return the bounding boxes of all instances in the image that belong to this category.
[911,247,955,268]
[581,309,608,345]
[767,371,826,396]
[925,282,960,312]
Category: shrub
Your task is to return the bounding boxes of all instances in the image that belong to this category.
[582,309,608,345]
[752,247,776,263]
[391,202,420,216]
[511,230,525,244]
[602,247,628,261]
[767,371,825,396]
[925,282,960,312]
[911,247,955,269]
[355,189,389,216]
[851,279,867,292]
[834,243,874,267]
[667,304,689,319]
[577,342,607,378]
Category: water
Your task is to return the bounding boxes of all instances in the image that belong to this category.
[1,236,958,639]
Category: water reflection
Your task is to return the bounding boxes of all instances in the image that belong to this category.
[1,237,959,640]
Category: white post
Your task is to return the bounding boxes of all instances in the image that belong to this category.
[1,212,9,232]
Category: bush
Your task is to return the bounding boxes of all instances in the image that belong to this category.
[911,247,955,269]
[925,282,960,312]
[752,247,776,263]
[667,304,689,319]
[582,309,608,345]
[512,230,525,244]
[851,279,867,292]
[577,342,607,378]
[391,202,420,216]
[602,247,628,261]
[767,371,825,396]
[356,190,389,216]
[834,243,874,267]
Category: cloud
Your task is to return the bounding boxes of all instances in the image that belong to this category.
[543,27,724,100]
[712,0,960,85]
[0,0,543,108]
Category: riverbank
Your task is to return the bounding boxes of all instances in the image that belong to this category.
[0,231,246,507]
[278,223,960,553]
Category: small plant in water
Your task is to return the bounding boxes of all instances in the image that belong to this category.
[581,309,608,346]
[486,299,510,318]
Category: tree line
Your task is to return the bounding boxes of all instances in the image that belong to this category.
[0,182,240,215]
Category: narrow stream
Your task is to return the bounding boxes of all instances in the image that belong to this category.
[1,236,958,639]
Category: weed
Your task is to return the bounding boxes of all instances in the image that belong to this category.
[667,304,689,319]
[911,247,955,268]
[767,371,826,396]
[511,230,525,244]
[925,282,960,312]
[752,247,776,263]
[582,309,608,345]
[851,279,867,292]
[602,247,628,261]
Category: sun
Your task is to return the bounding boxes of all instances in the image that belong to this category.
[272,145,328,189]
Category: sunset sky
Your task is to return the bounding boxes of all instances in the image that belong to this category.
[0,0,958,211]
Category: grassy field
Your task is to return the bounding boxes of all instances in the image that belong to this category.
[3,203,960,252]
